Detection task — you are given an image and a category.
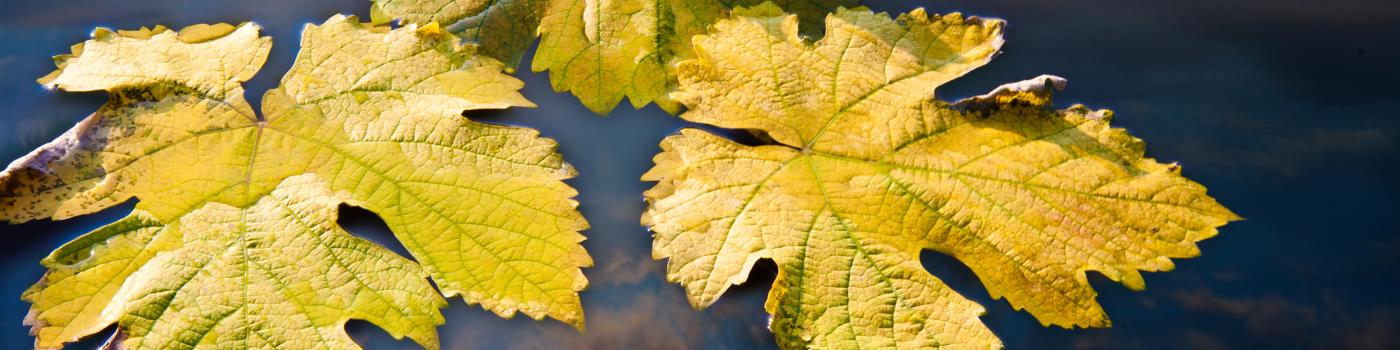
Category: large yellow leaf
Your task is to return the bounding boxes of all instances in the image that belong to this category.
[4,15,590,349]
[642,5,1239,349]
[371,0,857,114]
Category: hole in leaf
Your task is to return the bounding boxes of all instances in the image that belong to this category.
[919,249,993,305]
[730,258,779,293]
[461,108,520,125]
[715,126,771,147]
[336,204,414,262]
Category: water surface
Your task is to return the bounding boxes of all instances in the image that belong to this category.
[0,1,1395,349]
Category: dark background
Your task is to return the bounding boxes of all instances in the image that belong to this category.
[1,0,1396,349]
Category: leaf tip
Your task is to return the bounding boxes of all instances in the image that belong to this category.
[414,22,448,39]
[175,23,241,43]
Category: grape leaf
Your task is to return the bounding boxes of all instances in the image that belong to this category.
[371,0,857,114]
[641,5,1240,349]
[4,16,591,349]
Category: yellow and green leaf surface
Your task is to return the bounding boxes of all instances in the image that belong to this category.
[2,16,590,349]
[642,5,1240,349]
[371,0,857,114]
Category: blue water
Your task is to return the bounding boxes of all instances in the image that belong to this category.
[0,1,1395,349]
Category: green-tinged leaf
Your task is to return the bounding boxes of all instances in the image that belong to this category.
[6,15,590,349]
[372,0,857,114]
[642,6,1239,349]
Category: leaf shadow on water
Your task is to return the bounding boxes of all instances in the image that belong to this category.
[346,319,419,349]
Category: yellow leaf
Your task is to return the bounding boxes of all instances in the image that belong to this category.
[5,15,590,349]
[643,6,1239,349]
[372,0,857,114]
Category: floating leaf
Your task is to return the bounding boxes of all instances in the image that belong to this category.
[642,6,1239,349]
[5,15,590,349]
[372,0,857,114]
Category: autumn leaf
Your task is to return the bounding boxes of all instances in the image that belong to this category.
[371,0,857,114]
[4,16,590,349]
[642,5,1240,349]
